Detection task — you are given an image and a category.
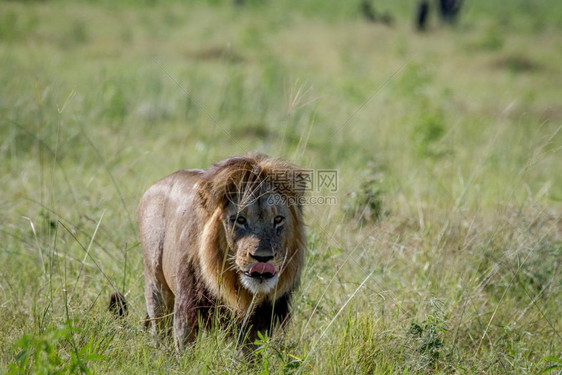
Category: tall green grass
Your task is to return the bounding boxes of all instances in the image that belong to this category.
[1,0,560,373]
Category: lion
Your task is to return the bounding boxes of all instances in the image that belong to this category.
[138,153,307,350]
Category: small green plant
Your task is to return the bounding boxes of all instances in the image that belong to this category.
[9,322,105,375]
[409,301,449,366]
[412,110,446,157]
[343,161,385,224]
[253,332,305,374]
[540,356,562,374]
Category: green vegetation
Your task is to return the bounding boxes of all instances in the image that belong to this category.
[1,0,560,373]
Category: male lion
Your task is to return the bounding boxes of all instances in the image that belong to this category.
[139,153,307,350]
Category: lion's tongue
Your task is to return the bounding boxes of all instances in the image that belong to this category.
[249,262,275,275]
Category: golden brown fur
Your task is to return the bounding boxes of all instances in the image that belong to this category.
[139,153,306,350]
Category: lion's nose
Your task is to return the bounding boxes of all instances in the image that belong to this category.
[250,254,273,263]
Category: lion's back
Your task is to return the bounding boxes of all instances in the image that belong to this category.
[139,169,205,294]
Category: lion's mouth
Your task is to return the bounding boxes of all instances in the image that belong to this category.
[243,262,276,279]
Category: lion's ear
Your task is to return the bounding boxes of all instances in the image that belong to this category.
[197,178,230,213]
[196,179,215,212]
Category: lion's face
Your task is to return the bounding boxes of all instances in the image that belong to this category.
[221,189,292,295]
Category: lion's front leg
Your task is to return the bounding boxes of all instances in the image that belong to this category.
[173,293,199,351]
[173,262,202,351]
[144,277,174,344]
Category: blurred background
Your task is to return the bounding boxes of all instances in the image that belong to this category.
[1,0,561,373]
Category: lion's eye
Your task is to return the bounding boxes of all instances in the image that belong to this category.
[273,216,284,225]
[229,215,247,225]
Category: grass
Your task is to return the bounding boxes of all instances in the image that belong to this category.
[1,0,561,373]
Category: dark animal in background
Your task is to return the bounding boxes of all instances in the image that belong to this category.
[360,0,394,26]
[415,0,462,31]
[416,1,430,31]
[439,0,463,23]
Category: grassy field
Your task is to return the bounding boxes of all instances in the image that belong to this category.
[1,0,561,373]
